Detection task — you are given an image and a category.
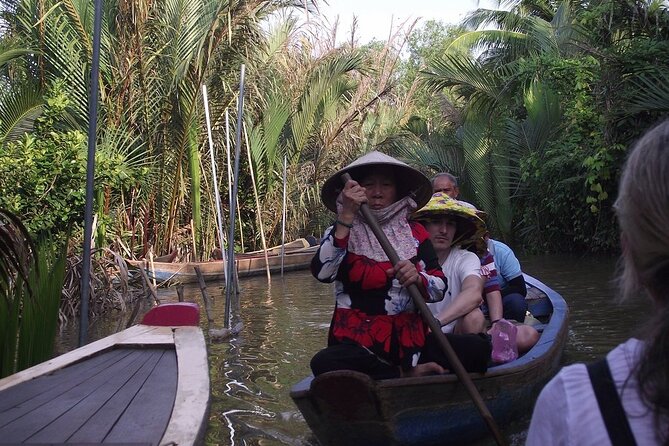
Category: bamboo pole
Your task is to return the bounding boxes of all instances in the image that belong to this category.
[225,109,232,220]
[341,172,507,446]
[226,109,245,254]
[224,65,245,328]
[280,155,287,277]
[190,218,197,261]
[78,0,103,346]
[243,122,271,283]
[148,247,157,290]
[236,195,244,253]
[202,84,228,286]
[194,266,214,330]
[224,110,240,294]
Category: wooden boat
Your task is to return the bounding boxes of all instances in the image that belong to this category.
[237,237,315,256]
[127,243,319,283]
[0,302,210,446]
[289,274,569,446]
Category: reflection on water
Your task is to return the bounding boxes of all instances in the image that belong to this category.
[204,272,330,445]
[201,255,649,446]
[520,254,650,364]
[57,255,651,445]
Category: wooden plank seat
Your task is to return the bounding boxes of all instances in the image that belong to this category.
[0,347,177,445]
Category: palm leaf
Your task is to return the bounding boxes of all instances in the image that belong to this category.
[625,73,669,114]
[16,237,66,371]
[0,45,35,68]
[0,82,44,146]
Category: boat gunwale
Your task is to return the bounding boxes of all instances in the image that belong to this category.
[0,324,210,446]
[125,246,318,282]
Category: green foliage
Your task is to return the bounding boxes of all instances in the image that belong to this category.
[0,82,150,241]
[2,0,669,257]
[1,209,66,378]
[515,55,620,252]
[0,86,87,238]
[399,20,466,125]
[15,237,67,372]
[414,1,669,253]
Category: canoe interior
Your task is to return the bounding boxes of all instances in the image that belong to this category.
[0,346,177,445]
[290,273,569,446]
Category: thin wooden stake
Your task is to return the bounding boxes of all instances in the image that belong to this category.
[202,84,228,285]
[225,64,245,328]
[243,122,271,283]
[224,109,241,295]
[190,218,197,261]
[281,155,287,277]
[148,247,157,290]
[139,260,160,306]
[194,266,215,329]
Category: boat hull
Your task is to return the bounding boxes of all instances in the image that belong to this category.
[290,274,569,445]
[0,303,210,446]
[128,246,318,283]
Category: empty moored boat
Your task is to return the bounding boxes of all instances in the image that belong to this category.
[0,302,210,446]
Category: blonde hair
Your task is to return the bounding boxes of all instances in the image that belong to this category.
[614,119,669,440]
[615,119,669,301]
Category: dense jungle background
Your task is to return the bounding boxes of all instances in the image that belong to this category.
[1,0,669,369]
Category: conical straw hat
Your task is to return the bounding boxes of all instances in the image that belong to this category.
[320,151,432,212]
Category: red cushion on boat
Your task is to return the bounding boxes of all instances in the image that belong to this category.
[141,302,200,326]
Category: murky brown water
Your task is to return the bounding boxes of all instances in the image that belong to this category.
[57,254,650,445]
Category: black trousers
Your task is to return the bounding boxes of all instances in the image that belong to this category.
[310,333,491,380]
[418,332,491,373]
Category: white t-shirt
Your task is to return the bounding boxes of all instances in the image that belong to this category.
[427,247,481,333]
[526,338,667,445]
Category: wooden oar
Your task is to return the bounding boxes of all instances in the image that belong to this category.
[341,173,507,446]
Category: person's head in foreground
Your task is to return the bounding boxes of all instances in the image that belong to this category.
[615,119,669,429]
[412,193,486,260]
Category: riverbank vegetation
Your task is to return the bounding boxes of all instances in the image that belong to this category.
[0,209,65,377]
[1,1,668,280]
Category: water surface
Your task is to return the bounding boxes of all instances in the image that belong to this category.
[58,254,651,445]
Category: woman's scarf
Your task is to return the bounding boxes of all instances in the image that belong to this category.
[337,195,418,262]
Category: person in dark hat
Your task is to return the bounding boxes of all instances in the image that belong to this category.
[309,151,448,379]
[410,193,492,372]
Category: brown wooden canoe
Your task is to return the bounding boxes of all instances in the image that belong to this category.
[127,245,318,284]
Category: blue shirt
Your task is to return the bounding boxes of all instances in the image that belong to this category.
[489,239,522,291]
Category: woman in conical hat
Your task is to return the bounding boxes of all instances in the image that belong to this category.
[310,151,448,379]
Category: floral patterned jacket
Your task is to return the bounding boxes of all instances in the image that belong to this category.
[311,221,447,370]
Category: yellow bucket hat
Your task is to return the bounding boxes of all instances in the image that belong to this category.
[412,193,487,249]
